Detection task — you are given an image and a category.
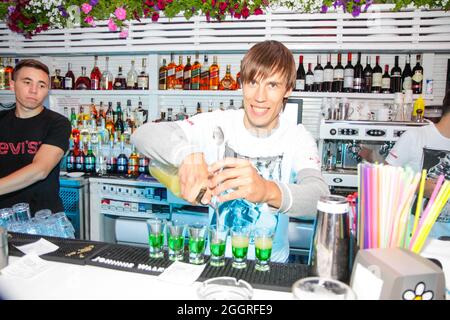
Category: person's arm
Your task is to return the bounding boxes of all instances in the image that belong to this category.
[0,144,64,195]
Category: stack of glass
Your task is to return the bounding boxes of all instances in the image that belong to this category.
[0,203,75,239]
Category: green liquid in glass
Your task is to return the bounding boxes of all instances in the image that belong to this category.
[232,246,248,259]
[168,235,184,251]
[256,247,272,261]
[149,233,164,248]
[189,238,205,254]
[210,240,226,257]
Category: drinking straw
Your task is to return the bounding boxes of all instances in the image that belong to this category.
[411,181,450,253]
[375,164,380,248]
[411,169,427,236]
[410,174,444,248]
[357,164,362,247]
[364,165,370,249]
[396,176,420,248]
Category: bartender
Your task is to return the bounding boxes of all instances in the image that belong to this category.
[0,59,71,215]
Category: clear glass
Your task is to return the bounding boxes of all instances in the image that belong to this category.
[254,227,274,272]
[146,218,165,258]
[208,225,229,267]
[0,208,15,229]
[12,203,31,222]
[197,277,253,300]
[292,277,357,300]
[149,159,180,197]
[231,225,250,269]
[188,223,207,264]
[166,220,185,261]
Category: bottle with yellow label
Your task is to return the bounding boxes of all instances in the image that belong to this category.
[149,159,181,197]
[412,95,425,122]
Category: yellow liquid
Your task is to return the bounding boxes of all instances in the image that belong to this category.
[255,237,272,250]
[149,165,181,197]
[232,235,249,248]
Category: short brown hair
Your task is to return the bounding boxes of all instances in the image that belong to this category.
[12,59,49,80]
[443,90,450,116]
[240,40,296,91]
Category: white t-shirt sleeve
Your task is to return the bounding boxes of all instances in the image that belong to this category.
[385,129,417,167]
[292,125,321,172]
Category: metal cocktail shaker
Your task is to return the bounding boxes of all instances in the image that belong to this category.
[311,195,350,283]
[0,227,8,270]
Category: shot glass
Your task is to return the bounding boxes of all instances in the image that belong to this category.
[208,225,229,267]
[0,208,15,229]
[146,218,165,258]
[188,223,207,264]
[12,203,31,222]
[166,220,185,261]
[231,226,250,269]
[254,227,274,272]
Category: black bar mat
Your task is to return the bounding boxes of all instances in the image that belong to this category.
[86,243,311,292]
[7,232,109,265]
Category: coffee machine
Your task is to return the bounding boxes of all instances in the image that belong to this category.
[318,119,430,189]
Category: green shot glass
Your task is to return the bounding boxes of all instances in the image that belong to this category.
[188,223,207,264]
[254,227,274,272]
[146,218,165,258]
[166,220,185,261]
[231,226,250,269]
[208,225,229,267]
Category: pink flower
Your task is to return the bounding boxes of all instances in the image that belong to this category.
[84,16,96,26]
[241,6,249,18]
[119,29,129,38]
[81,3,92,14]
[108,18,118,31]
[151,12,160,22]
[219,2,227,11]
[157,0,165,10]
[114,7,127,21]
[254,8,263,15]
[234,12,241,19]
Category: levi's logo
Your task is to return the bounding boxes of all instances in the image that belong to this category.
[0,141,42,155]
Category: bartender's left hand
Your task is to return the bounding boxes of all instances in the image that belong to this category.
[208,157,279,205]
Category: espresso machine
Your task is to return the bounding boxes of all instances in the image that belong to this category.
[318,119,430,190]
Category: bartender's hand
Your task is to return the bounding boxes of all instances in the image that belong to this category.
[178,152,213,205]
[208,158,281,208]
[424,178,438,198]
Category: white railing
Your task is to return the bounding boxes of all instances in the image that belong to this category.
[0,4,449,54]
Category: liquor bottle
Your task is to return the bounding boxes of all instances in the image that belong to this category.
[113,66,127,90]
[166,53,177,90]
[200,54,210,90]
[137,58,149,90]
[116,136,128,175]
[175,101,189,120]
[219,64,237,90]
[75,67,90,90]
[89,98,98,122]
[90,55,102,90]
[227,99,235,110]
[154,110,166,123]
[100,57,113,90]
[97,101,105,127]
[208,100,214,112]
[95,139,107,175]
[135,99,148,126]
[0,58,5,90]
[305,63,314,92]
[127,59,138,89]
[114,102,125,134]
[363,56,373,93]
[382,64,391,94]
[4,58,13,90]
[323,54,333,92]
[138,154,149,175]
[191,53,201,90]
[64,63,75,90]
[236,69,241,90]
[174,56,184,90]
[128,145,139,176]
[105,102,115,135]
[343,53,354,93]
[402,54,412,91]
[167,108,173,121]
[158,58,167,90]
[295,55,306,92]
[70,108,80,144]
[183,56,192,90]
[84,141,96,174]
[51,69,64,89]
[89,119,99,146]
[125,100,135,131]
[412,54,423,94]
[106,140,117,174]
[313,55,324,92]
[209,56,220,90]
[371,55,382,93]
[390,56,402,93]
[353,52,363,93]
[99,118,110,144]
[75,139,85,172]
[194,102,203,115]
[333,53,344,93]
[66,139,76,173]
[219,102,225,111]
[77,105,85,126]
[80,120,90,143]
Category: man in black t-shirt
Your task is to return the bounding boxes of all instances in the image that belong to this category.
[0,59,71,215]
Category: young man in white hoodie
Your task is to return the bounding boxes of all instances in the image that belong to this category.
[132,40,329,262]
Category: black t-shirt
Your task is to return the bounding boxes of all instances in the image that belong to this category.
[0,107,71,215]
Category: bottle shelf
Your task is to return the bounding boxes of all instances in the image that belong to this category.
[290,91,423,100]
[49,90,150,96]
[0,90,14,95]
